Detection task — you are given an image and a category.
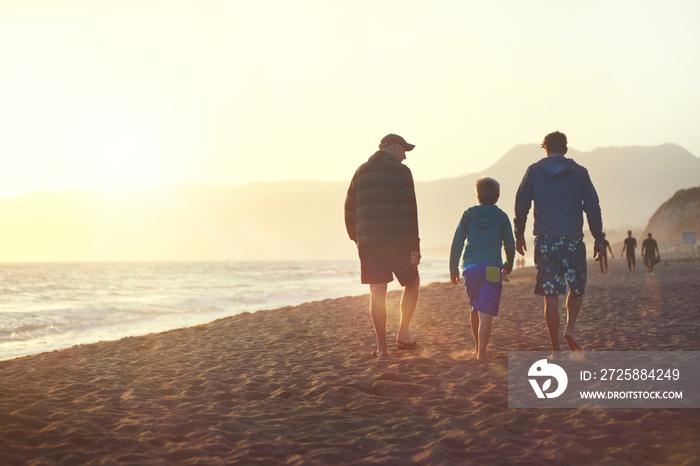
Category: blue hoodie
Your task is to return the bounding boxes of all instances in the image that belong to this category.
[449,204,515,276]
[514,156,603,241]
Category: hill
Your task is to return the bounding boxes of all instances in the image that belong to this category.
[416,143,700,255]
[0,144,698,261]
[0,181,352,261]
[642,186,700,250]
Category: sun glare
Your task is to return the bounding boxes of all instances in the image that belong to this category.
[91,125,164,194]
[0,1,698,198]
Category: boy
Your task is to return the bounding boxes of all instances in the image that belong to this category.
[449,177,515,361]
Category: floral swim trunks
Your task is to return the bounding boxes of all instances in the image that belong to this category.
[534,236,587,298]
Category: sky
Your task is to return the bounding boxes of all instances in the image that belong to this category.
[1,0,699,198]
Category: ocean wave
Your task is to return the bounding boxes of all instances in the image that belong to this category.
[0,259,447,360]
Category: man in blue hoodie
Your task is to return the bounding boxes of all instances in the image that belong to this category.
[450,177,515,361]
[514,131,604,355]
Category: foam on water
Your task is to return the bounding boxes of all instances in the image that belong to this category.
[0,259,448,361]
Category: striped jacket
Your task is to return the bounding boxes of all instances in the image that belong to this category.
[344,151,420,251]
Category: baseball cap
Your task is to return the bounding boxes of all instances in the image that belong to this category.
[380,134,415,151]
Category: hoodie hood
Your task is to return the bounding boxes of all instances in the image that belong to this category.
[466,205,502,229]
[536,155,577,179]
[449,203,515,275]
[368,151,396,163]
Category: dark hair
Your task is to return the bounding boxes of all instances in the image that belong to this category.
[475,177,500,205]
[541,131,568,154]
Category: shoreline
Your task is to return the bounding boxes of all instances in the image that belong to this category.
[0,258,452,363]
[0,258,698,464]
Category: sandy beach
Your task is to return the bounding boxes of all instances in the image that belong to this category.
[1,256,698,465]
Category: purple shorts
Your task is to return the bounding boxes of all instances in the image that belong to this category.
[462,263,503,316]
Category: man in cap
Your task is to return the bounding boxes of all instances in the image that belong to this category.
[345,134,421,358]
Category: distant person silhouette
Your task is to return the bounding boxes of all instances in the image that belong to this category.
[620,230,637,274]
[598,233,614,274]
[345,134,421,358]
[641,232,660,274]
[514,131,604,356]
[449,177,515,361]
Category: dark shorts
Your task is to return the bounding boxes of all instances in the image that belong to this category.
[626,253,636,266]
[358,246,419,286]
[643,255,658,266]
[462,264,503,316]
[534,236,587,298]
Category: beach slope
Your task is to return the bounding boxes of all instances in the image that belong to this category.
[1,258,698,465]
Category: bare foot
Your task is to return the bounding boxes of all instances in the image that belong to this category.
[564,330,582,351]
[396,334,416,345]
[396,339,418,350]
[371,348,388,358]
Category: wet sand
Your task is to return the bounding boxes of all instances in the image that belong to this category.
[1,257,698,465]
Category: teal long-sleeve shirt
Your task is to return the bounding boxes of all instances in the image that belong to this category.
[449,204,516,276]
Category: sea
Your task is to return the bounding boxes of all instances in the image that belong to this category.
[0,259,449,361]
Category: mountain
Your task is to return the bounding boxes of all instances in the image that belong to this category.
[415,143,700,255]
[642,186,700,248]
[0,181,352,261]
[0,144,698,261]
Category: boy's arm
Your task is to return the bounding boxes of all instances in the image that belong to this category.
[449,215,468,278]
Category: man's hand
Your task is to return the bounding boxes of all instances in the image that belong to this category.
[516,238,527,256]
[450,274,460,285]
[410,251,421,267]
[502,268,511,276]
[593,242,602,263]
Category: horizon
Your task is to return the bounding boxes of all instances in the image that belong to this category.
[0,141,697,200]
[1,1,699,198]
[0,142,697,262]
